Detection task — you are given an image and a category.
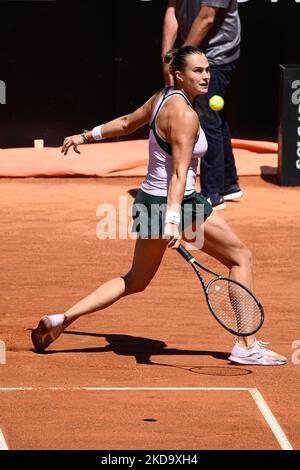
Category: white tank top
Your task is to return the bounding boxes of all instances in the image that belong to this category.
[141,87,208,196]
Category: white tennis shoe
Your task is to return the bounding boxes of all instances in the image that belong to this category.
[229,339,287,365]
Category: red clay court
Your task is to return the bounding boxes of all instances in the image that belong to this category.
[0,144,300,449]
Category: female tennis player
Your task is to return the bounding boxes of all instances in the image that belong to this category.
[32,46,286,365]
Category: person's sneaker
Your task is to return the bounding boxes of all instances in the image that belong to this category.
[31,314,66,352]
[201,192,226,210]
[222,184,243,201]
[229,339,287,366]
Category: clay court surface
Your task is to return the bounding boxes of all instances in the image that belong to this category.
[0,175,300,450]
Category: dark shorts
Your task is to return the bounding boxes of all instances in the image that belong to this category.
[132,189,213,239]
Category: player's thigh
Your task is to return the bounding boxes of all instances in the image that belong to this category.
[202,212,250,268]
[124,237,168,290]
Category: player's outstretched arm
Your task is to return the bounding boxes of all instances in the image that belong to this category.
[61,92,161,156]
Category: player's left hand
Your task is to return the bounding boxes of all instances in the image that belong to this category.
[61,134,85,155]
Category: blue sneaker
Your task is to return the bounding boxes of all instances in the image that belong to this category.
[201,192,226,210]
[222,184,243,201]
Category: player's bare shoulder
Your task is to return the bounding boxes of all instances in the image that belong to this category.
[167,96,199,136]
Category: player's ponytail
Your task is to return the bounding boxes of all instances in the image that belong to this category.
[164,46,204,81]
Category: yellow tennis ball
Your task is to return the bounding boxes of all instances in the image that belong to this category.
[209,95,224,111]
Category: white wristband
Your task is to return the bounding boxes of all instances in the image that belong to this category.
[165,211,181,225]
[92,124,104,141]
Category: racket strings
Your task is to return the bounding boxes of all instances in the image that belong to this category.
[207,279,262,335]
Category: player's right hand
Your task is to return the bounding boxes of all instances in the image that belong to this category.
[61,134,85,155]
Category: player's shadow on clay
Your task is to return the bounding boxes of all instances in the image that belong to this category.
[43,331,252,376]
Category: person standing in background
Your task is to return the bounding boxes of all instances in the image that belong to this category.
[162,0,242,210]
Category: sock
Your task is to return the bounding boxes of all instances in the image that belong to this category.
[48,314,65,328]
[236,339,256,350]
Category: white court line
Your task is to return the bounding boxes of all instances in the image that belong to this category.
[0,428,8,450]
[249,388,293,450]
[0,387,293,450]
[0,387,250,391]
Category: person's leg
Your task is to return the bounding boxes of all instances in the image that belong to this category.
[32,238,168,351]
[182,212,286,364]
[64,238,168,326]
[195,71,225,199]
[198,211,253,298]
[196,63,240,204]
[222,118,239,188]
[213,62,242,199]
[183,211,253,345]
[218,62,240,193]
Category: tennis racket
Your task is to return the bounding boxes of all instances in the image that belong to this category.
[177,244,264,336]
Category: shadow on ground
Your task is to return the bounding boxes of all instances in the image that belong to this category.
[36,330,252,376]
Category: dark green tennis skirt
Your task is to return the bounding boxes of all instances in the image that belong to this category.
[132,189,213,239]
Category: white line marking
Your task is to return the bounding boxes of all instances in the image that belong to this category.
[0,428,8,450]
[0,387,250,391]
[249,388,293,450]
[0,387,293,450]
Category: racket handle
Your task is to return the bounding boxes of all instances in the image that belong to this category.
[177,244,194,262]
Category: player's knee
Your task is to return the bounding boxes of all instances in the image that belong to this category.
[226,243,252,270]
[238,244,253,268]
[244,245,252,265]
